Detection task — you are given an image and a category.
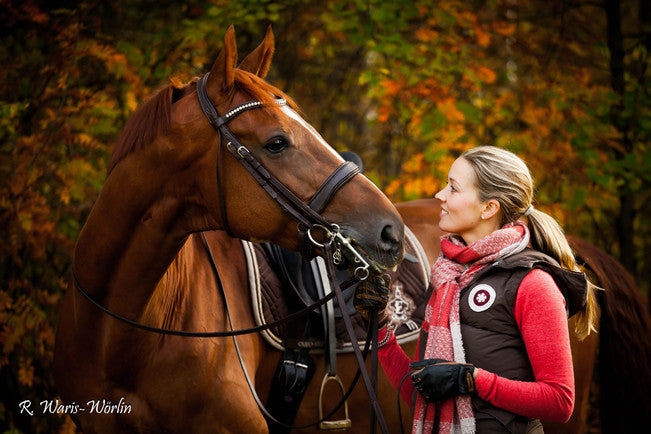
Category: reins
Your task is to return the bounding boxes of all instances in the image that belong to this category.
[70,235,380,431]
[71,261,352,338]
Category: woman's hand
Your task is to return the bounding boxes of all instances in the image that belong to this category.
[409,359,477,403]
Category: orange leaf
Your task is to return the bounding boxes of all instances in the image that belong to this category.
[475,27,492,48]
[476,66,496,84]
[493,21,517,37]
[18,358,34,387]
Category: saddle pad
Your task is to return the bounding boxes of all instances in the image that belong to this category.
[243,226,431,353]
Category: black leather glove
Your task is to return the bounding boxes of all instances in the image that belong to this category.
[409,359,476,403]
[354,273,390,325]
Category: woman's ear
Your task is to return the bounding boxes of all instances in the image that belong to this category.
[481,199,501,220]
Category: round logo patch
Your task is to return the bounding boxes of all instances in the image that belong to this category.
[468,284,496,312]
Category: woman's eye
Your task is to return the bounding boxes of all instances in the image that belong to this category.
[264,137,289,153]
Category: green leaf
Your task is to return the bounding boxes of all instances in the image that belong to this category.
[456,101,481,124]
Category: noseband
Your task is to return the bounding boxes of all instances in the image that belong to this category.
[197,73,368,275]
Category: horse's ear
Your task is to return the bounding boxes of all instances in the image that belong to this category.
[238,25,274,79]
[207,25,238,95]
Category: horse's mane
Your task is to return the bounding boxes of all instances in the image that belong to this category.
[107,70,296,176]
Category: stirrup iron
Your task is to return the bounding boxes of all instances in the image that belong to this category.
[318,373,352,430]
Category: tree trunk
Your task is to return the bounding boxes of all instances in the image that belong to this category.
[604,0,637,275]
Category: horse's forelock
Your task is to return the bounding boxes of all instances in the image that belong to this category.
[233,69,298,112]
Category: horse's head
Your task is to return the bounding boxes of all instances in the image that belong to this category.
[110,26,404,272]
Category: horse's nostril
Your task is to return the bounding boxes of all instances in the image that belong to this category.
[380,224,402,252]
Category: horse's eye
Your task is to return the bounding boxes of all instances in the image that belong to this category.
[264,136,289,153]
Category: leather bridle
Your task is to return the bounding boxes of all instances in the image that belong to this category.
[197,73,367,266]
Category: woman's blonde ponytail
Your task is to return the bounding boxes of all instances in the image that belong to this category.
[527,208,598,339]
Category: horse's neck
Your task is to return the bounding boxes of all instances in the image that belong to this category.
[74,158,205,322]
[142,234,224,332]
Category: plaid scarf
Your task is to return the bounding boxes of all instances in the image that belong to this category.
[412,223,530,434]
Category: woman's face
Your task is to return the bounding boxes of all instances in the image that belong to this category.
[434,157,497,245]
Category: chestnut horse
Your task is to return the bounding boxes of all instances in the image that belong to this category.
[53,27,406,433]
[394,198,651,434]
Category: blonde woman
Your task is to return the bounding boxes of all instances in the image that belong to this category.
[378,146,596,433]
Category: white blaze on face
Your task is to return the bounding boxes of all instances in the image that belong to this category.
[279,106,385,195]
[280,106,343,161]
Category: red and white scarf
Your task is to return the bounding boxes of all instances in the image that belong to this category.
[412,222,530,434]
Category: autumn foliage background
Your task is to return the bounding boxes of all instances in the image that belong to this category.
[1,0,649,432]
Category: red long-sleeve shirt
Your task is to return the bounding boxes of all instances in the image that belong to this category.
[378,268,574,423]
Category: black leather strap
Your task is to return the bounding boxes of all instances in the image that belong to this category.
[323,243,389,434]
[197,73,270,130]
[71,255,351,338]
[308,161,360,213]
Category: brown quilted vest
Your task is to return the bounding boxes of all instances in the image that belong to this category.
[418,248,587,433]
